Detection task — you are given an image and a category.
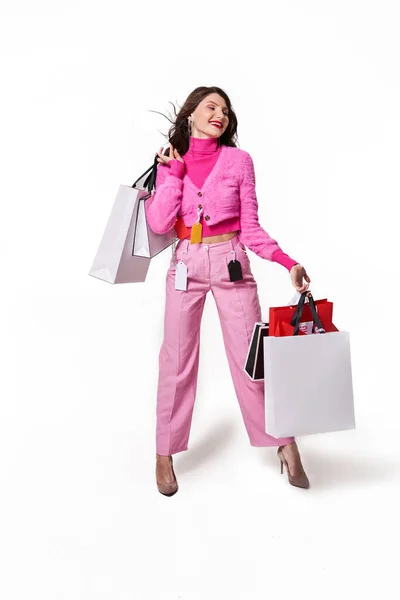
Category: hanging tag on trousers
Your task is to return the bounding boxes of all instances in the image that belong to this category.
[228,259,243,281]
[190,222,203,244]
[175,261,188,291]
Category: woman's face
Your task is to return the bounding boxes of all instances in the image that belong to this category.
[190,93,230,139]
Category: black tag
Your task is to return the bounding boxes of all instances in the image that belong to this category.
[228,259,243,281]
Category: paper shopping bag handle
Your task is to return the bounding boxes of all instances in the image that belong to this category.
[290,291,326,335]
[131,154,159,192]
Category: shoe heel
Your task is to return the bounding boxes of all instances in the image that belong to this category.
[278,447,285,474]
[277,446,310,489]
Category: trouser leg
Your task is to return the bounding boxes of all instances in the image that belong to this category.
[156,245,208,455]
[211,238,295,447]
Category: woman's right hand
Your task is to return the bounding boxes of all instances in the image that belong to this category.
[155,144,184,165]
[290,264,311,293]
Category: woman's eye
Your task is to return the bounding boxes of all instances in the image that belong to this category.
[207,106,229,116]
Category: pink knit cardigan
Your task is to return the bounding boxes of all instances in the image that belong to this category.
[145,145,297,265]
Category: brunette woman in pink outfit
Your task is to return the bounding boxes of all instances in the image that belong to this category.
[145,86,311,496]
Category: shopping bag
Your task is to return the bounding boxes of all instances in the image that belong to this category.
[269,292,336,337]
[263,292,355,438]
[244,293,314,381]
[89,156,174,284]
[244,293,313,380]
[244,322,269,380]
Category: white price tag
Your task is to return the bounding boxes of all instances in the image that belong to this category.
[175,261,188,291]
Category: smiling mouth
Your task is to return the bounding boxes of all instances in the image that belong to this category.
[210,122,222,129]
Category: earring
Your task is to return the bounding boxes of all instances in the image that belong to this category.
[188,117,194,156]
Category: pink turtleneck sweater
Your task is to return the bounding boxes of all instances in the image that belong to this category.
[165,136,298,271]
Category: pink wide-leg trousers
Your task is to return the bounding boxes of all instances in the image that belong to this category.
[155,234,295,455]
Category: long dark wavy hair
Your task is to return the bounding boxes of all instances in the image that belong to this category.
[148,86,239,157]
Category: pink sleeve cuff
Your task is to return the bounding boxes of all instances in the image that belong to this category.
[272,249,299,271]
[167,159,185,179]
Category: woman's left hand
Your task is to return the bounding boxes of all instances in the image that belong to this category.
[290,264,311,293]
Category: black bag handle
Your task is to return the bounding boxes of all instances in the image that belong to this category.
[290,292,308,329]
[131,154,159,192]
[290,291,326,335]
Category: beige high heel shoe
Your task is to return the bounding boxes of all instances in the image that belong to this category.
[156,455,179,497]
[277,445,310,489]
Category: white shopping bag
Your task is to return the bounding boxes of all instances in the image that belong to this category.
[263,331,355,437]
[263,292,355,438]
[89,158,175,284]
[132,191,175,259]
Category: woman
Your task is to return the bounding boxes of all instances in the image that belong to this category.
[145,86,311,496]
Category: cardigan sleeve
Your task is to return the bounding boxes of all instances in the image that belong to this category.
[239,152,298,270]
[144,160,185,234]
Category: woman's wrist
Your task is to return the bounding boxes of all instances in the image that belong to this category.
[272,250,299,272]
[167,159,185,179]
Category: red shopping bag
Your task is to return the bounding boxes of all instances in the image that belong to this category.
[270,293,338,337]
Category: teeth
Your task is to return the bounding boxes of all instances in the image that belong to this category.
[210,122,222,128]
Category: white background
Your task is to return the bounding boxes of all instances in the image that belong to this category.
[1,1,400,598]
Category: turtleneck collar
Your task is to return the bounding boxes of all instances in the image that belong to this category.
[187,135,219,154]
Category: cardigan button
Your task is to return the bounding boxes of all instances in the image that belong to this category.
[198,204,202,209]
[204,215,210,221]
[198,191,202,196]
